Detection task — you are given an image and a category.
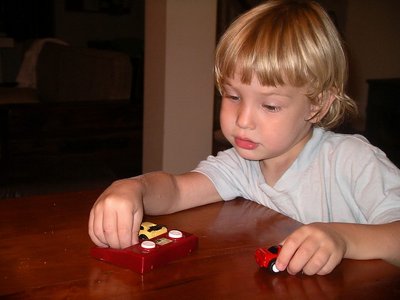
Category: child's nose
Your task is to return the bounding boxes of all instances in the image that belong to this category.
[236,105,255,130]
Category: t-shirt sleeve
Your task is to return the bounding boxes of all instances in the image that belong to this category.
[357,154,400,224]
[192,149,255,201]
[343,136,400,224]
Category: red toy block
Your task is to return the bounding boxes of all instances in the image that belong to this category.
[91,230,198,273]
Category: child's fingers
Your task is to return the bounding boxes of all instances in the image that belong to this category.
[102,208,121,248]
[89,207,109,247]
[277,234,326,275]
[275,238,300,272]
[116,212,134,249]
[300,248,330,275]
[276,223,345,275]
[115,206,143,248]
[131,210,143,245]
[314,251,342,275]
[285,241,317,275]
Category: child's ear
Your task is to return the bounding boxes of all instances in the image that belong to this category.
[308,91,336,124]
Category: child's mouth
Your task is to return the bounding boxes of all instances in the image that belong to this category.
[234,137,258,150]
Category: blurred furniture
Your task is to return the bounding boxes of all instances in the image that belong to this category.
[1,190,400,298]
[0,37,14,48]
[1,40,132,103]
[88,37,144,104]
[365,78,400,167]
[0,40,142,190]
[0,37,15,83]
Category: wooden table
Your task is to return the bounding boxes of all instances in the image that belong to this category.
[1,190,400,299]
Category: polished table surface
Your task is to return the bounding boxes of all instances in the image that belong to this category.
[1,189,400,299]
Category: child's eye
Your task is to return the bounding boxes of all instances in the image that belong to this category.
[262,104,281,112]
[224,94,240,101]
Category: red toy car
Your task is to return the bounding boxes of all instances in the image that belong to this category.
[255,245,282,273]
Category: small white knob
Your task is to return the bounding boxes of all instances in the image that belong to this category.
[168,230,183,239]
[141,240,156,249]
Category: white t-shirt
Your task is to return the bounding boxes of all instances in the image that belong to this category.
[194,127,400,224]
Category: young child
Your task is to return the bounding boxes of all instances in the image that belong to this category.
[89,0,400,275]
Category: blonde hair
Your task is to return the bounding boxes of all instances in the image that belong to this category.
[215,0,357,129]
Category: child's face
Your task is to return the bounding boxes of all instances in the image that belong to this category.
[220,73,317,165]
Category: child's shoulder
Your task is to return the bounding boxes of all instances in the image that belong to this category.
[322,129,371,150]
[318,128,393,165]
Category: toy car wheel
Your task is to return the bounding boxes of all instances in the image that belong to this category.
[139,234,148,240]
[268,258,279,273]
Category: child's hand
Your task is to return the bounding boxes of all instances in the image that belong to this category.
[276,223,347,275]
[88,178,144,249]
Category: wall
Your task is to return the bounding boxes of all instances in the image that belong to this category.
[143,0,217,174]
[344,0,400,131]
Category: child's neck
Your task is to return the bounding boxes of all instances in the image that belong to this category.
[260,157,293,187]
[260,130,313,187]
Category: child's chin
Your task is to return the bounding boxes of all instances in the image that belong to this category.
[235,148,262,161]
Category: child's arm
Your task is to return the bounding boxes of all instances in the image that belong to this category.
[88,171,221,249]
[276,221,400,275]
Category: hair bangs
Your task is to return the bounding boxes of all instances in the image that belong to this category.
[216,4,317,92]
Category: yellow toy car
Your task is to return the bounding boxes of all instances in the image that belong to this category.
[139,222,167,240]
